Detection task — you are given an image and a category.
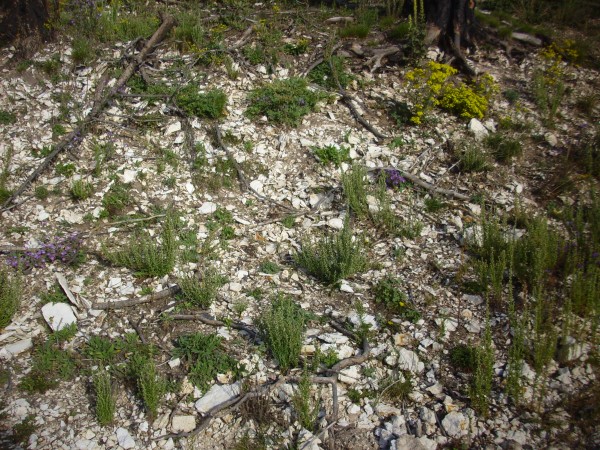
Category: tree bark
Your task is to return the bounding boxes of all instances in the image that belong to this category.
[424,0,477,52]
[0,0,50,53]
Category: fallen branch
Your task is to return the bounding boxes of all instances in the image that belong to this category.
[1,14,176,210]
[93,284,181,310]
[365,46,402,73]
[230,25,254,50]
[328,59,387,143]
[168,313,257,339]
[370,167,470,201]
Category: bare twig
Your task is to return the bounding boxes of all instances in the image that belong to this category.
[369,167,470,201]
[168,313,257,339]
[365,46,402,73]
[93,284,181,310]
[328,59,387,142]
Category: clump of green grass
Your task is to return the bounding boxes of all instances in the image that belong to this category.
[0,109,16,125]
[70,180,94,201]
[177,268,227,308]
[136,358,166,419]
[258,295,306,373]
[308,56,352,90]
[173,333,239,392]
[373,276,420,322]
[176,86,227,119]
[292,370,320,431]
[424,196,445,213]
[103,214,176,277]
[55,162,76,178]
[0,267,21,329]
[379,371,413,402]
[258,260,280,274]
[93,371,116,426]
[0,147,13,204]
[246,77,326,127]
[294,219,367,285]
[312,144,351,167]
[456,141,490,172]
[339,23,370,38]
[449,344,479,372]
[485,133,523,163]
[20,339,76,393]
[40,283,69,305]
[71,37,93,65]
[35,185,49,200]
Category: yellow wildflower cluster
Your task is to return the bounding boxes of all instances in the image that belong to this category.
[404,62,497,124]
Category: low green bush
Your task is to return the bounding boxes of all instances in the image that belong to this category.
[294,220,367,285]
[176,86,227,119]
[258,295,306,373]
[246,77,326,127]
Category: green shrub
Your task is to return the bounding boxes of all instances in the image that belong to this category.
[313,144,351,167]
[176,86,227,119]
[308,56,352,90]
[341,165,370,218]
[485,133,523,162]
[137,358,165,419]
[93,371,116,426]
[294,220,367,285]
[20,340,76,393]
[177,268,227,308]
[70,180,94,201]
[292,370,320,430]
[258,295,306,373]
[0,110,16,125]
[103,215,176,277]
[0,268,21,329]
[173,333,239,391]
[246,77,326,127]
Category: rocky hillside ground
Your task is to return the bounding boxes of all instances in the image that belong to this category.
[0,1,599,449]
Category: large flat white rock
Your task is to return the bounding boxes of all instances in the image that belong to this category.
[41,302,77,331]
[195,382,241,413]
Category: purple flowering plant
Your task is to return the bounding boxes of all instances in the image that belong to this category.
[376,168,407,190]
[7,232,83,270]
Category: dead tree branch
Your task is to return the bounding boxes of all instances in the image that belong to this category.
[328,59,387,143]
[370,167,470,201]
[1,14,176,210]
[93,284,181,310]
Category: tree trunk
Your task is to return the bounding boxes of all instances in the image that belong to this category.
[424,0,477,52]
[0,0,50,55]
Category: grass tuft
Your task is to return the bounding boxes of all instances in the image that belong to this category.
[294,219,367,285]
[103,214,176,277]
[258,295,306,373]
[0,267,21,329]
[93,371,116,426]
